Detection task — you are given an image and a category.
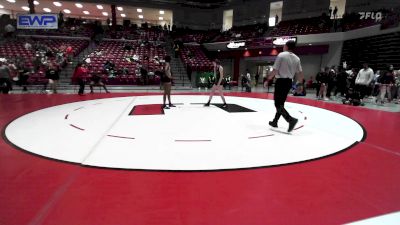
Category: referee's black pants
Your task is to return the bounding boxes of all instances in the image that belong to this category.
[272,78,295,123]
[78,78,85,95]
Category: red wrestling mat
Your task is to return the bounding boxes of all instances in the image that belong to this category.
[0,92,399,225]
[130,104,164,116]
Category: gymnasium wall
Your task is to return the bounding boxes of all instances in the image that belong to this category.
[345,0,400,13]
[281,0,330,20]
[173,7,223,30]
[229,0,270,27]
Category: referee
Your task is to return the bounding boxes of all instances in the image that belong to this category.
[264,40,304,132]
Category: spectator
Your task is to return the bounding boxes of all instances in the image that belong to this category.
[174,43,179,58]
[306,76,314,89]
[66,45,73,63]
[333,6,338,19]
[355,63,374,103]
[371,70,381,96]
[275,14,279,25]
[255,72,260,87]
[44,63,60,94]
[0,60,12,94]
[335,68,348,97]
[246,69,251,83]
[347,68,357,90]
[73,63,88,95]
[89,73,110,93]
[186,64,192,81]
[139,64,148,85]
[103,60,115,77]
[4,24,15,38]
[33,55,42,72]
[326,66,337,99]
[293,80,306,96]
[24,42,32,50]
[16,61,30,92]
[58,11,64,27]
[376,65,395,105]
[316,67,329,100]
[394,70,400,104]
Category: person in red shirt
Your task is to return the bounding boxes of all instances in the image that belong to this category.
[66,46,73,63]
[73,63,88,95]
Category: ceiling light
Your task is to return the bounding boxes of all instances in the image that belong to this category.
[22,6,30,11]
[102,12,108,16]
[138,15,143,19]
[97,5,103,9]
[43,8,51,12]
[63,9,71,14]
[121,14,126,17]
[137,8,142,13]
[0,5,4,8]
[75,3,83,8]
[7,0,16,3]
[159,10,164,14]
[117,7,123,11]
[34,1,39,5]
[53,2,62,7]
[83,10,89,15]
[159,17,163,20]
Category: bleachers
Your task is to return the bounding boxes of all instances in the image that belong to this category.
[0,38,89,85]
[84,40,166,85]
[180,45,213,72]
[270,17,330,36]
[173,29,220,43]
[341,32,400,71]
[104,27,166,42]
[17,24,95,37]
[213,24,268,42]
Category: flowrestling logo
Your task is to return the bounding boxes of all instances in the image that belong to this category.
[359,12,383,22]
[17,14,58,29]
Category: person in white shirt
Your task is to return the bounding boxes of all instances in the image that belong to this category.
[355,63,374,101]
[264,40,304,132]
[246,70,251,83]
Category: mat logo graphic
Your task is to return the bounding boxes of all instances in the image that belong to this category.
[359,12,383,22]
[17,14,58,29]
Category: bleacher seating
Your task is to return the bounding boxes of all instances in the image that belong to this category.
[180,45,213,72]
[84,40,166,85]
[104,26,166,42]
[17,24,95,37]
[213,24,268,42]
[341,32,400,71]
[0,38,89,85]
[270,17,330,36]
[173,29,220,43]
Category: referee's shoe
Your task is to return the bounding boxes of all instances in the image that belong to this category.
[288,118,298,132]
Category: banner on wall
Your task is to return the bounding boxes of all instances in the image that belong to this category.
[227,41,246,49]
[17,14,58,29]
[272,36,297,46]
